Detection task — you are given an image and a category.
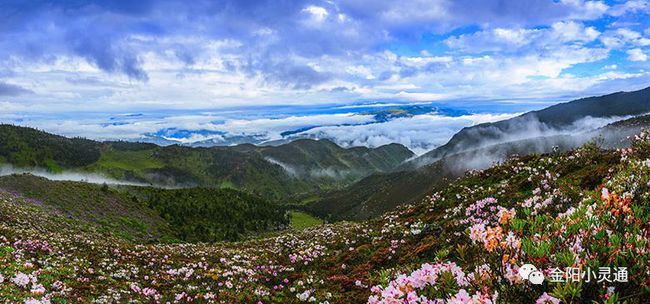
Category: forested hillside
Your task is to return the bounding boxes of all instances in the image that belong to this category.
[308,105,650,221]
[128,187,288,242]
[0,174,288,242]
[0,124,100,170]
[0,124,413,201]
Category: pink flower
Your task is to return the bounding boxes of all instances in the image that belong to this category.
[536,292,560,304]
[30,283,46,295]
[505,231,521,249]
[142,287,157,297]
[448,289,471,303]
[406,291,419,303]
[469,223,487,243]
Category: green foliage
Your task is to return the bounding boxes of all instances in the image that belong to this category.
[0,125,415,203]
[0,174,174,242]
[0,124,100,168]
[289,211,322,230]
[130,187,289,242]
[0,174,289,243]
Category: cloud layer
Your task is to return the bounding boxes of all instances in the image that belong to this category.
[0,0,648,150]
[0,0,648,111]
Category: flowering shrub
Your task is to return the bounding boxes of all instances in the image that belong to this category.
[367,262,499,303]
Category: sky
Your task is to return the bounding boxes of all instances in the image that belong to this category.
[0,0,649,153]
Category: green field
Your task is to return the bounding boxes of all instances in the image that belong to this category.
[93,149,164,172]
[289,211,322,230]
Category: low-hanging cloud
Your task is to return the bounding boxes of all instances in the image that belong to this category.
[0,165,151,187]
[298,112,519,155]
[264,157,353,179]
[412,113,639,168]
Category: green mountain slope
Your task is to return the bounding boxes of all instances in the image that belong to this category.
[0,125,413,201]
[309,91,650,220]
[411,86,650,167]
[0,174,288,242]
[0,124,100,171]
[259,139,413,180]
[0,174,173,241]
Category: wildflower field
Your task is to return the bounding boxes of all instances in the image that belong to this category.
[1,133,650,303]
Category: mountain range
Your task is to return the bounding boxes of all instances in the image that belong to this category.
[307,86,650,220]
[1,86,650,222]
[0,125,413,201]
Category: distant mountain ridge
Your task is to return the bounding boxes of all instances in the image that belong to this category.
[0,124,413,201]
[308,86,650,220]
[2,87,649,221]
[410,87,650,167]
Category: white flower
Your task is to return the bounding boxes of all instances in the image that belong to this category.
[297,290,311,301]
[31,283,46,295]
[601,187,610,201]
[12,272,30,288]
[410,221,425,235]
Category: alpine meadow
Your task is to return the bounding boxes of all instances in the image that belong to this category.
[1,1,650,303]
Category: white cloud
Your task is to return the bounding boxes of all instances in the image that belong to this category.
[0,3,646,128]
[627,48,648,61]
[393,91,450,101]
[6,112,376,143]
[608,0,649,16]
[345,65,375,79]
[301,113,519,155]
[445,21,600,53]
[600,28,650,48]
[563,0,609,19]
[400,56,453,67]
[302,6,329,23]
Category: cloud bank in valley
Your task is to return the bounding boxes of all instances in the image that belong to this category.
[4,108,523,155]
[0,165,150,187]
[298,113,520,155]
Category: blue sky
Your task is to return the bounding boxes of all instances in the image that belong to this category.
[0,0,649,152]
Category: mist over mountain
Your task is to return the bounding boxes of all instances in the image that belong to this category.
[0,164,152,186]
[2,87,649,217]
[409,87,650,168]
[308,86,650,220]
[5,102,528,156]
[0,124,413,201]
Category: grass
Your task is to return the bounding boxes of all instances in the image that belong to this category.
[94,149,164,172]
[299,195,321,205]
[218,180,237,189]
[289,210,322,230]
